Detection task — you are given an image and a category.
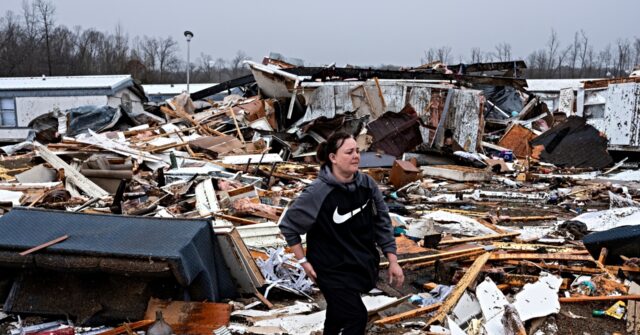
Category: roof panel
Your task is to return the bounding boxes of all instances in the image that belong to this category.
[0,75,132,91]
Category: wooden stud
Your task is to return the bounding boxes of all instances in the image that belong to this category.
[560,295,640,303]
[20,235,69,256]
[426,252,491,327]
[373,302,442,325]
[438,232,520,246]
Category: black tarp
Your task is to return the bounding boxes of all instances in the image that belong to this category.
[530,116,613,169]
[0,207,236,302]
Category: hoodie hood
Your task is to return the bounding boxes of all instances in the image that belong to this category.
[318,165,367,192]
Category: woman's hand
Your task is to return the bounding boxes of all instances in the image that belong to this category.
[386,253,404,289]
[301,262,317,283]
[388,262,404,288]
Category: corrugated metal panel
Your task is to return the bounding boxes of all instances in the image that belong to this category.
[0,75,132,90]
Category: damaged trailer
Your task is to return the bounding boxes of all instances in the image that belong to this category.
[0,207,237,325]
[245,60,488,155]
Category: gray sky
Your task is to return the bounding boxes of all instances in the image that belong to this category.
[1,0,638,66]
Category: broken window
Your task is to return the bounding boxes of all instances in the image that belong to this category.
[0,97,17,127]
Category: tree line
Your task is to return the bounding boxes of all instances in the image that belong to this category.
[422,29,640,79]
[0,0,252,83]
[1,1,639,83]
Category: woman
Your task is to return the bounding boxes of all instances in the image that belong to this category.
[279,132,404,335]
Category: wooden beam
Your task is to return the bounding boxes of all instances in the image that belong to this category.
[476,218,507,234]
[254,290,274,309]
[35,142,109,199]
[407,250,485,270]
[504,261,604,275]
[368,295,411,317]
[598,247,608,265]
[214,213,260,226]
[426,252,491,327]
[380,247,485,268]
[560,295,640,303]
[489,253,593,262]
[373,302,441,325]
[498,215,556,222]
[20,235,68,256]
[96,320,154,335]
[439,232,520,246]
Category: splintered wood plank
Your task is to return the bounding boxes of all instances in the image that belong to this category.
[145,298,231,335]
[380,247,485,268]
[627,282,640,334]
[489,253,593,262]
[407,249,485,270]
[438,232,519,246]
[35,142,109,198]
[426,252,491,326]
[373,302,442,325]
[559,295,640,303]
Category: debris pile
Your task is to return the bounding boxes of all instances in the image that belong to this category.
[1,57,640,334]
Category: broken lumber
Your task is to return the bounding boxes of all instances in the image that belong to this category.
[35,142,109,199]
[96,320,154,335]
[559,295,640,303]
[373,302,441,325]
[407,249,486,270]
[380,247,485,268]
[20,235,68,256]
[426,252,491,326]
[368,295,411,317]
[438,232,519,246]
[489,253,593,262]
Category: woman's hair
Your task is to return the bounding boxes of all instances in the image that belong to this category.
[316,132,354,167]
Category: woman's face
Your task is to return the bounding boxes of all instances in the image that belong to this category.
[329,137,360,177]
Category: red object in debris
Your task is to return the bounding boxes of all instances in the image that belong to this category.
[31,326,75,335]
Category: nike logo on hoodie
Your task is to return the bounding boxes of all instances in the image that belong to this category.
[333,199,370,224]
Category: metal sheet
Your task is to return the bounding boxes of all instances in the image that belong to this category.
[447,90,483,152]
[602,83,640,146]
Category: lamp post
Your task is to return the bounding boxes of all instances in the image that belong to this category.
[183,30,194,93]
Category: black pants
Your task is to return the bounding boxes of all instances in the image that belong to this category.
[320,286,368,335]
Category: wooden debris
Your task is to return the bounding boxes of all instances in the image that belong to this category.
[144,298,231,335]
[20,235,68,256]
[426,252,491,326]
[380,246,485,268]
[489,253,593,262]
[559,295,640,303]
[438,232,519,246]
[35,142,109,198]
[96,320,154,335]
[373,302,442,325]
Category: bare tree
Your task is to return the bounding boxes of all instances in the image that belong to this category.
[436,46,452,64]
[230,50,249,77]
[34,0,54,75]
[470,47,483,63]
[494,42,512,62]
[599,44,613,77]
[634,37,640,69]
[156,36,179,81]
[578,30,590,77]
[614,38,632,76]
[545,29,560,76]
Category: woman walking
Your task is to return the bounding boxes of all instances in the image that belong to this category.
[279,132,404,335]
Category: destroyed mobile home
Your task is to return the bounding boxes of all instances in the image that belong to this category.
[1,58,640,335]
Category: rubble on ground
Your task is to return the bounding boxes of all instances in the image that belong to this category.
[1,57,640,334]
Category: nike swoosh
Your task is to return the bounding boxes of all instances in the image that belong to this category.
[333,199,370,224]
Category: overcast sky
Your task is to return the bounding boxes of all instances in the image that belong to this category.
[1,0,638,67]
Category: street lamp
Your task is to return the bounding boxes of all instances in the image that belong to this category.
[183,30,194,93]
